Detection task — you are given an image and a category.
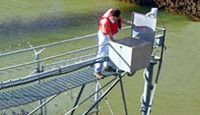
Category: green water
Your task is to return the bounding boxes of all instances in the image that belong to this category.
[0,0,147,52]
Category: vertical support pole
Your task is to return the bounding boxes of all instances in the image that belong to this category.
[146,28,166,115]
[141,62,156,115]
[119,76,128,115]
[36,51,43,115]
[44,98,47,115]
[41,65,47,115]
[95,82,100,115]
[29,42,45,115]
[71,85,85,115]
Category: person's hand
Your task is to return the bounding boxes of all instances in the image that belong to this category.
[109,39,115,42]
[107,33,115,42]
[126,21,132,25]
[111,39,115,42]
[122,20,132,25]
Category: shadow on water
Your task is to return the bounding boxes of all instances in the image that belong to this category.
[0,13,101,43]
[0,1,151,52]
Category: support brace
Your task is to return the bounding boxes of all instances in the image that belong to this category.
[141,62,156,115]
[83,72,126,115]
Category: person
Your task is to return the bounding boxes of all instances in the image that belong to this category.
[94,8,132,79]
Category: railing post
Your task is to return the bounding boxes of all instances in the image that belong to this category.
[28,42,45,115]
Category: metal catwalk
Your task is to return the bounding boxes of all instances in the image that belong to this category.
[0,66,117,110]
[0,11,166,114]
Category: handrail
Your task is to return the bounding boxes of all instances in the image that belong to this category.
[0,44,99,71]
[0,26,164,58]
[0,26,131,57]
[0,56,107,90]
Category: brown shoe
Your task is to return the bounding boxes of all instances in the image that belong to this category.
[103,67,108,71]
[103,66,113,71]
[93,72,104,79]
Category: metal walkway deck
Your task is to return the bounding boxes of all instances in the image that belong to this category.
[0,66,117,110]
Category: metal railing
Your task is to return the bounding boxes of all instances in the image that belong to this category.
[0,26,165,84]
[0,26,131,84]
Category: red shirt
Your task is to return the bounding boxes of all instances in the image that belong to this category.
[99,9,122,35]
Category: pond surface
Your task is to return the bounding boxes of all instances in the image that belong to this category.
[0,0,146,52]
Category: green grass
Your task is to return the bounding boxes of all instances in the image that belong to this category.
[0,0,200,115]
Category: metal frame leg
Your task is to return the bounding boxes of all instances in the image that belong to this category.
[119,76,128,115]
[28,94,59,115]
[97,81,114,115]
[71,85,85,115]
[141,62,155,115]
[64,77,117,115]
[95,82,100,115]
[83,72,126,115]
[38,98,43,115]
[83,77,120,115]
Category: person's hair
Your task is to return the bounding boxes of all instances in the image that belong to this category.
[111,9,121,18]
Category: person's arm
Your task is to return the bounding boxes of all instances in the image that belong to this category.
[106,32,115,42]
[122,20,132,25]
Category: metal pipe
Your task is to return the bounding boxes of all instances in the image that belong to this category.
[0,44,99,71]
[156,27,165,31]
[83,72,126,115]
[146,29,166,115]
[83,78,121,115]
[64,77,117,115]
[29,42,44,115]
[43,53,96,68]
[0,56,105,90]
[97,81,114,115]
[0,26,131,57]
[28,94,59,115]
[119,76,128,115]
[71,85,85,115]
[94,81,100,114]
[141,62,155,115]
[0,33,97,57]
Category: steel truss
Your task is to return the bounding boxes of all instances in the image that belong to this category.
[0,26,166,115]
[141,27,166,115]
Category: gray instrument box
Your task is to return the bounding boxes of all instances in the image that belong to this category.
[109,37,152,73]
